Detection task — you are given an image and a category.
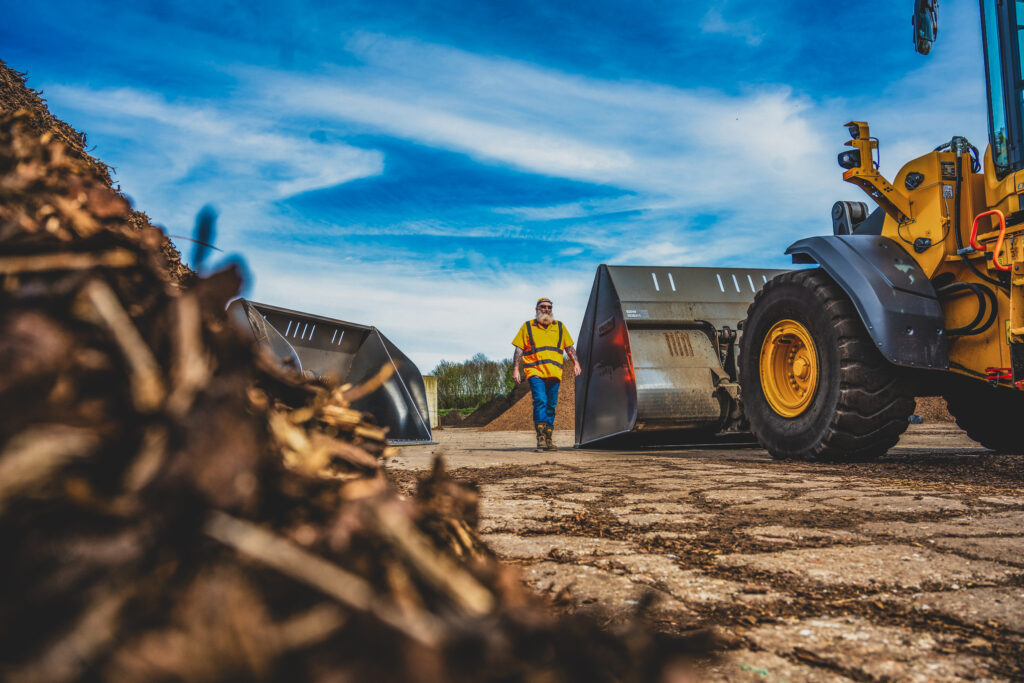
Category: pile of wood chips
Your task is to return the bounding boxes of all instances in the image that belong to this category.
[481,379,575,432]
[0,59,194,284]
[0,110,703,682]
[458,380,530,428]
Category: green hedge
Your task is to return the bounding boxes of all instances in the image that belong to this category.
[431,353,514,410]
[437,407,478,418]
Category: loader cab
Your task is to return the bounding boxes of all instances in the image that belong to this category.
[980,0,1024,179]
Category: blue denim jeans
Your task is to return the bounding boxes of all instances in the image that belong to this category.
[528,376,560,428]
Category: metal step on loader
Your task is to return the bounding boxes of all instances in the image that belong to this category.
[575,265,785,447]
[228,300,433,444]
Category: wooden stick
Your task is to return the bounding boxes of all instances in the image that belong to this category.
[372,504,494,617]
[0,426,99,513]
[341,364,394,403]
[8,588,129,683]
[81,279,165,413]
[275,605,347,652]
[204,511,443,647]
[0,249,136,274]
[166,294,211,417]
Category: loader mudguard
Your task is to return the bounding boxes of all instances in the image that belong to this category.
[786,235,948,369]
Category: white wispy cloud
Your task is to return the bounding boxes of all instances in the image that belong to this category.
[44,85,383,222]
[699,4,765,46]
[224,35,850,274]
[248,36,838,208]
[35,6,989,368]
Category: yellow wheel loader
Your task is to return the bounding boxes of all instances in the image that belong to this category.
[577,0,1024,459]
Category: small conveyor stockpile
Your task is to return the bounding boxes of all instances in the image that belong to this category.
[575,265,787,447]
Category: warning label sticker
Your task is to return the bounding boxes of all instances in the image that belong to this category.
[940,160,956,180]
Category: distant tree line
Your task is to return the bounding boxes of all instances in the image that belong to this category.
[432,353,514,410]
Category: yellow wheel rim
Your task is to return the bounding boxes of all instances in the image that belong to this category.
[759,319,819,418]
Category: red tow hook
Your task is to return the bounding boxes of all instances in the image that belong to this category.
[985,367,1012,386]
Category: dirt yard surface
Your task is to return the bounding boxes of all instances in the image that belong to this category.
[389,425,1024,681]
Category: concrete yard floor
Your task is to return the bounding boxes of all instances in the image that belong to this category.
[389,424,1024,681]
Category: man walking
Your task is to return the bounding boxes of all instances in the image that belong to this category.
[511,297,581,452]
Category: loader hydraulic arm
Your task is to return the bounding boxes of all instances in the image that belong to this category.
[838,121,913,225]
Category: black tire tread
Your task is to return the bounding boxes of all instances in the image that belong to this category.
[943,381,1024,453]
[741,269,914,461]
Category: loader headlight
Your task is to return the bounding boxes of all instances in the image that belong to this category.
[847,124,860,140]
[837,149,861,170]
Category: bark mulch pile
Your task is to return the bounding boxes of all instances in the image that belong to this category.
[460,380,530,428]
[439,410,468,427]
[0,109,707,682]
[914,396,954,422]
[481,378,575,432]
[0,59,193,285]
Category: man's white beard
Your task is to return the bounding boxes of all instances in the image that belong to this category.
[537,311,553,324]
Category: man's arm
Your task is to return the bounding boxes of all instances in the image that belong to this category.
[512,346,523,384]
[564,345,582,377]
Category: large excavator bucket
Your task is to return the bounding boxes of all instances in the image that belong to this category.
[228,300,433,444]
[575,265,787,447]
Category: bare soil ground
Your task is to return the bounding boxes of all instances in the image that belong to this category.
[389,425,1024,681]
[480,377,576,431]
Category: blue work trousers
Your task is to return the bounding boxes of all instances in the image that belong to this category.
[528,376,560,428]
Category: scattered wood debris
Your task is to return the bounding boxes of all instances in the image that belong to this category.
[0,110,706,681]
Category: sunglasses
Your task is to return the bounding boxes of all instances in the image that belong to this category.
[537,305,552,310]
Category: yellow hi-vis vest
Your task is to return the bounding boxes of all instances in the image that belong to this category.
[512,320,574,380]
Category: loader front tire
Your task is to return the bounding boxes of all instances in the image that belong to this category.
[943,378,1024,453]
[739,269,914,461]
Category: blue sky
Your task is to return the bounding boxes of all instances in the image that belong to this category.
[3,1,989,370]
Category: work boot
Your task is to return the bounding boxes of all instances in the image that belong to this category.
[534,423,546,452]
[543,425,556,451]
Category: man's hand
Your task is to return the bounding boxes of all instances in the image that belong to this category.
[513,366,521,384]
[565,345,582,378]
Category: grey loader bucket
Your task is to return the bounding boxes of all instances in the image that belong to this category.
[575,265,787,447]
[228,300,433,444]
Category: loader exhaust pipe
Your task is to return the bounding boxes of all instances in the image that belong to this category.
[228,299,433,444]
[574,265,787,447]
